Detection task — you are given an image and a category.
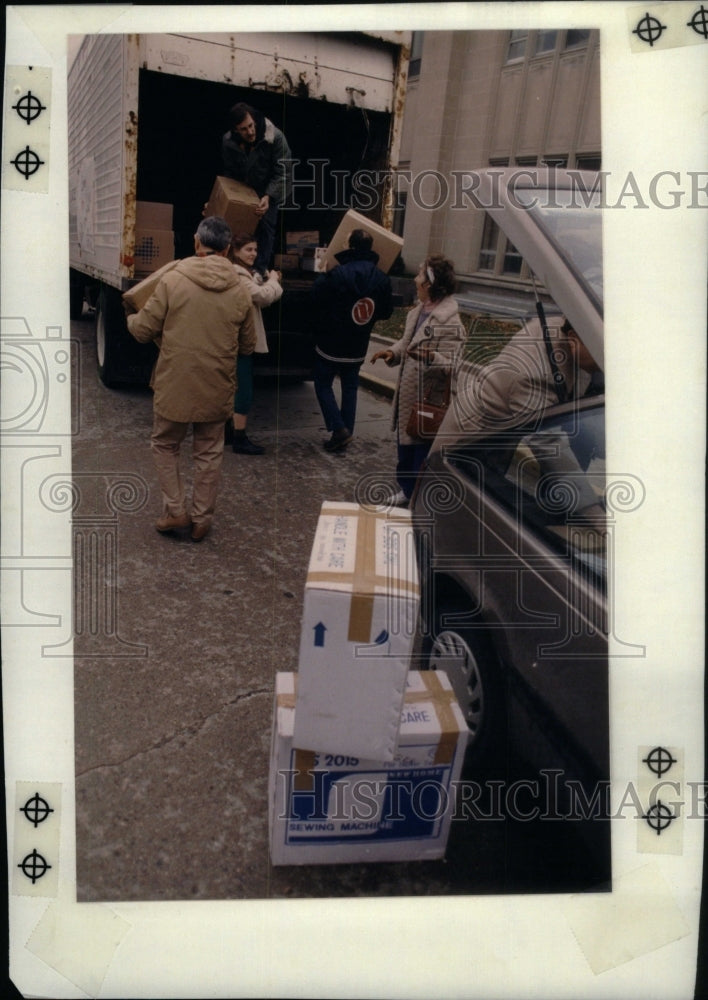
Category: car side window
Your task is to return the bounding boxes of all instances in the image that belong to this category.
[450,404,606,578]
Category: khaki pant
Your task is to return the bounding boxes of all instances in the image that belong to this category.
[150,414,224,526]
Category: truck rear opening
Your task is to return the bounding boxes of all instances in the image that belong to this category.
[68,32,407,386]
[136,68,394,378]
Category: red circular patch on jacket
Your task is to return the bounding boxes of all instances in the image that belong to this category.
[351,297,375,325]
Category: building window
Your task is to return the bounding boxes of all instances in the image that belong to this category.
[409,32,424,78]
[502,241,523,275]
[534,30,558,54]
[542,155,568,167]
[565,29,591,48]
[575,154,602,171]
[478,214,500,271]
[392,189,407,238]
[515,156,538,167]
[506,29,528,62]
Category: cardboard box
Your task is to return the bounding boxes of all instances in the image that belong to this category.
[136,201,173,229]
[285,230,320,253]
[324,209,403,274]
[273,253,301,271]
[293,502,420,762]
[300,247,327,273]
[205,175,261,235]
[134,229,175,274]
[269,670,468,865]
[123,259,181,312]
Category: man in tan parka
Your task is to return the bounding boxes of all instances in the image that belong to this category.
[127,216,255,542]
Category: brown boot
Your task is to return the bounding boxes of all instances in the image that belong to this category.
[156,512,191,534]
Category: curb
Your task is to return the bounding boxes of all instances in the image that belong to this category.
[359,371,395,399]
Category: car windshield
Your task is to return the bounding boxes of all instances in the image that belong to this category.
[514,185,604,310]
[448,402,607,582]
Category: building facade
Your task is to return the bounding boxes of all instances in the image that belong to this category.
[395,28,601,308]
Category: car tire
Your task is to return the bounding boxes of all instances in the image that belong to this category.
[424,609,507,771]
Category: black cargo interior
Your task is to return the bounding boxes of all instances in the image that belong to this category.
[136,68,393,259]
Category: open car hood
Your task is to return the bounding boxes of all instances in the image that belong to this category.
[469,167,604,370]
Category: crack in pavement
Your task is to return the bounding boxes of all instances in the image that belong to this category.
[76,687,272,777]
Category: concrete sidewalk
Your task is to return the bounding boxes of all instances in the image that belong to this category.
[359,332,397,398]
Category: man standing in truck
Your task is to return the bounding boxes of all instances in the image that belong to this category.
[310,228,393,451]
[222,102,292,275]
[126,216,256,542]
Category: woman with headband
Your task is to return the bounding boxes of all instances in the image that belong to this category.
[371,254,465,505]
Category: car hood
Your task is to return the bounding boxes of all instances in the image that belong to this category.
[469,167,604,370]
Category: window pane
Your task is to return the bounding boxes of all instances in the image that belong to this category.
[478,214,499,270]
[506,29,528,62]
[535,30,558,53]
[450,403,607,581]
[566,29,591,48]
[502,240,523,274]
[514,187,604,307]
[409,31,424,77]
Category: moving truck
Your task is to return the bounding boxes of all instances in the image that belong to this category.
[68,31,409,385]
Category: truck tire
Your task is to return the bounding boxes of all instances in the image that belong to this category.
[69,270,86,320]
[95,285,125,387]
[95,284,157,388]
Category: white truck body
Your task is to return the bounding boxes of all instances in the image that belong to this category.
[67,31,409,383]
[68,31,408,289]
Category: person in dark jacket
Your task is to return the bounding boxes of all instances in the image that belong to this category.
[311,229,394,451]
[222,102,292,275]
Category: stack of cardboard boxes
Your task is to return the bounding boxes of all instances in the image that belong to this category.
[268,502,468,866]
[134,202,175,276]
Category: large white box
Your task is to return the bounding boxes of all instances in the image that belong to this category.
[269,671,468,865]
[293,502,419,762]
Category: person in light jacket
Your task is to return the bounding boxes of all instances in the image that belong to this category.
[371,254,466,504]
[227,231,283,454]
[430,314,603,455]
[126,216,256,542]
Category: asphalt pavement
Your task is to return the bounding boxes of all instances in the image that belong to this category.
[71,311,607,903]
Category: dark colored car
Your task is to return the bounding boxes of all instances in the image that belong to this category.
[412,168,609,872]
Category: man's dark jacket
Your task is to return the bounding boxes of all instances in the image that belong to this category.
[221,111,291,205]
[311,248,394,364]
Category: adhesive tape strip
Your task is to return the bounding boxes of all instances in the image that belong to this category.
[627,3,708,53]
[13,781,61,899]
[562,862,691,974]
[2,66,51,193]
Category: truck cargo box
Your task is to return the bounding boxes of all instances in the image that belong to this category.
[68,32,409,386]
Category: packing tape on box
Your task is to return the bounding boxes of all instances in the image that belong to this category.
[306,505,418,644]
[408,670,461,765]
[280,670,460,767]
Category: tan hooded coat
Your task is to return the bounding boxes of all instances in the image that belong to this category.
[127,255,256,422]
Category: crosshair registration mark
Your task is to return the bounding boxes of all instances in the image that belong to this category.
[644,800,674,836]
[642,746,677,778]
[18,849,52,884]
[11,145,44,178]
[633,12,667,46]
[12,90,46,124]
[688,5,708,38]
[20,792,54,827]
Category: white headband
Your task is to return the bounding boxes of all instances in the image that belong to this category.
[426,266,434,284]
